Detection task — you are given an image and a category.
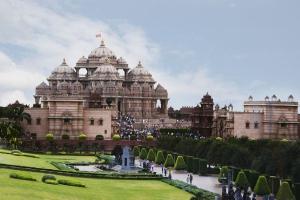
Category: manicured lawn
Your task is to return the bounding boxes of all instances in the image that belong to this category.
[0,149,95,169]
[0,169,192,200]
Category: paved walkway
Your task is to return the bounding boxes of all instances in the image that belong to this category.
[135,159,222,195]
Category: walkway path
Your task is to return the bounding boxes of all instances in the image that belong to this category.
[135,159,222,195]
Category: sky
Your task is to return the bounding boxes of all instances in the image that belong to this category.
[0,0,300,110]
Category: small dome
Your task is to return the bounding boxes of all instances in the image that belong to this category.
[288,94,294,102]
[49,59,76,80]
[77,56,88,64]
[127,61,154,82]
[88,40,116,58]
[265,96,269,101]
[117,57,127,64]
[248,95,253,101]
[272,94,277,101]
[91,61,119,80]
[155,84,168,97]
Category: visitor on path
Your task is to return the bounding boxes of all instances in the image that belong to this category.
[186,174,190,183]
[189,174,193,184]
[164,168,167,177]
[161,164,163,174]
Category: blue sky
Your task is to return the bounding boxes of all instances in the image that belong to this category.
[0,0,299,110]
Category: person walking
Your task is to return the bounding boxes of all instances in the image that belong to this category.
[164,168,167,177]
[186,174,190,183]
[190,174,193,185]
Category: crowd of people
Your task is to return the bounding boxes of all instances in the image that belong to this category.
[116,114,159,140]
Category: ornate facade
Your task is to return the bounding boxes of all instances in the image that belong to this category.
[22,39,169,139]
[212,95,300,140]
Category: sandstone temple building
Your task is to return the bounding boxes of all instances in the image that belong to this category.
[212,95,299,140]
[22,39,169,139]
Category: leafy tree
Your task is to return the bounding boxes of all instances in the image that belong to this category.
[164,154,175,168]
[254,176,271,196]
[155,151,165,165]
[112,134,121,141]
[276,182,296,200]
[146,135,154,141]
[46,133,54,141]
[235,170,249,190]
[133,146,140,157]
[146,149,156,162]
[78,133,87,154]
[218,166,229,183]
[174,156,187,170]
[139,148,147,160]
[112,145,122,164]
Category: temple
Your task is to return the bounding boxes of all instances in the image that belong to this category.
[22,38,169,139]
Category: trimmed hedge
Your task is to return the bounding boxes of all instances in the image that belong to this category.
[185,156,194,173]
[254,176,271,196]
[9,173,36,181]
[50,162,75,172]
[0,163,161,180]
[146,149,156,162]
[58,179,85,187]
[218,166,228,183]
[192,158,200,174]
[162,179,216,200]
[199,159,208,175]
[155,151,165,165]
[42,174,56,182]
[164,154,175,168]
[244,169,259,190]
[276,182,296,200]
[268,176,280,194]
[174,156,187,170]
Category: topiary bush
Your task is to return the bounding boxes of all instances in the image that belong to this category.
[254,176,271,196]
[78,133,87,141]
[112,134,121,141]
[164,154,175,168]
[133,146,140,157]
[235,170,249,190]
[174,156,187,170]
[276,182,296,200]
[139,148,148,160]
[155,151,165,165]
[57,179,85,187]
[9,173,36,181]
[146,149,156,162]
[244,169,259,190]
[95,135,104,140]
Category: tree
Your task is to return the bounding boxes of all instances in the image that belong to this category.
[235,170,249,190]
[133,146,140,157]
[147,149,156,162]
[218,166,229,183]
[112,145,122,164]
[174,156,187,170]
[146,135,154,142]
[254,176,271,196]
[46,133,54,152]
[139,148,147,160]
[164,154,174,168]
[112,134,121,141]
[276,182,296,200]
[155,151,165,165]
[78,133,87,154]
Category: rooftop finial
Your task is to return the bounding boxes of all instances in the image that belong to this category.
[62,58,67,65]
[137,61,142,67]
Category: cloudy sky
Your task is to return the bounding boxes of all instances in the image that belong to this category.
[0,0,299,110]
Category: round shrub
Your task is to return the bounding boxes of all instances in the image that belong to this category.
[62,134,70,140]
[276,182,296,200]
[78,133,87,141]
[95,135,104,140]
[46,133,54,141]
[164,154,175,168]
[42,174,56,183]
[133,146,140,157]
[155,151,165,165]
[235,170,249,190]
[146,135,154,141]
[139,148,147,160]
[254,176,271,196]
[147,149,156,162]
[112,134,121,141]
[174,156,187,170]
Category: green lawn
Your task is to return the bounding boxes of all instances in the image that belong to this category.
[0,169,192,200]
[0,149,95,169]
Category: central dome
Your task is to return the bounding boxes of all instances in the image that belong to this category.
[88,40,116,58]
[91,60,119,80]
[48,59,76,80]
